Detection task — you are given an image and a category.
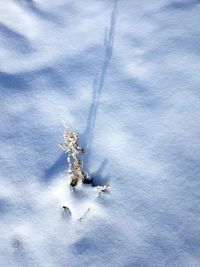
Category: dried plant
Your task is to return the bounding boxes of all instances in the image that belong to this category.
[59,126,91,187]
[97,184,110,197]
[62,206,72,218]
[78,207,91,221]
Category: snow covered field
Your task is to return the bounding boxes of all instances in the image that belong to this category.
[0,0,200,266]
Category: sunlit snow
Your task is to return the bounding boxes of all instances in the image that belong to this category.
[0,0,200,266]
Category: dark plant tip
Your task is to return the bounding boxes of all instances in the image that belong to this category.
[82,177,93,184]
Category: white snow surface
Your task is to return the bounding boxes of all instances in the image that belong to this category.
[0,0,200,266]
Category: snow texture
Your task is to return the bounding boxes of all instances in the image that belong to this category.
[0,0,200,266]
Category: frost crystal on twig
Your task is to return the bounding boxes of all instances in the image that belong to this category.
[59,126,91,187]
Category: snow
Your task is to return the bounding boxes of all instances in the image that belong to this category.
[1,0,200,266]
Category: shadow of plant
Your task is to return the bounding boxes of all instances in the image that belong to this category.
[82,0,118,162]
[43,0,118,185]
[91,159,109,186]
